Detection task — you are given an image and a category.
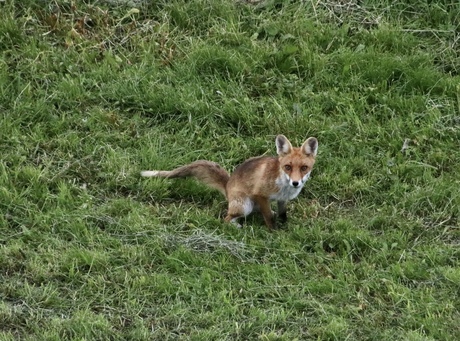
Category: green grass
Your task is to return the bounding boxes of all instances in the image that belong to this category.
[1,0,459,339]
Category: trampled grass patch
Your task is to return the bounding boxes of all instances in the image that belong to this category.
[1,0,459,340]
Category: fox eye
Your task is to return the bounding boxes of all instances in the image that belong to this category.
[284,165,292,171]
[300,165,308,172]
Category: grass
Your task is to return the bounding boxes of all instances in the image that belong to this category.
[1,0,459,339]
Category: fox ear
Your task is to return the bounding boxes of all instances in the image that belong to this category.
[302,137,318,157]
[276,135,293,156]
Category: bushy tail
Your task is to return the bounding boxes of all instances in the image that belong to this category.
[141,160,229,197]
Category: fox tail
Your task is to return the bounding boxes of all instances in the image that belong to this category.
[141,160,229,197]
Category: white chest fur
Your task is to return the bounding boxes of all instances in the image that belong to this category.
[269,171,311,202]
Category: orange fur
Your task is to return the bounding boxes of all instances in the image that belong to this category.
[141,135,318,229]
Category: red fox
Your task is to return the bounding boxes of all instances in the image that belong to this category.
[141,135,318,229]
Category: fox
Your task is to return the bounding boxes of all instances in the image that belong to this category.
[141,135,318,230]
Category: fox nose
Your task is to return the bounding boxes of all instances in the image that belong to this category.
[292,181,299,187]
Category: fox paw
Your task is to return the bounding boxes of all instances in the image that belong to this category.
[278,212,288,223]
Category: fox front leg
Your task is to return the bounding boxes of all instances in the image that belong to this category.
[277,201,287,223]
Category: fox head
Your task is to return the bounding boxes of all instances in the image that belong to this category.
[276,135,318,188]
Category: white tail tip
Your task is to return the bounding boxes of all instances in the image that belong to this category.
[140,170,159,177]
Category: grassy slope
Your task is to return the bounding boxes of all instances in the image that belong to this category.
[1,0,459,340]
